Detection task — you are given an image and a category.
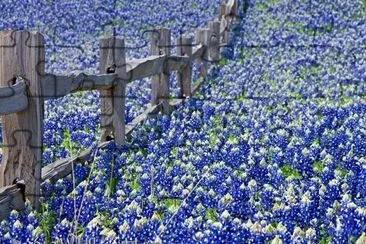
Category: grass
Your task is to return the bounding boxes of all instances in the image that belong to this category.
[162,198,181,213]
[220,57,228,67]
[33,203,57,242]
[319,227,332,244]
[104,177,118,198]
[205,208,218,222]
[312,160,324,174]
[280,164,301,179]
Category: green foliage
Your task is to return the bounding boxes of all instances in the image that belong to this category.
[123,164,140,191]
[319,227,332,244]
[227,134,238,145]
[76,226,85,238]
[266,105,275,113]
[280,164,301,179]
[104,177,118,198]
[96,211,118,229]
[340,95,353,106]
[205,208,218,221]
[233,170,246,179]
[257,3,267,10]
[335,166,348,178]
[220,58,228,67]
[270,222,278,228]
[313,160,324,174]
[171,147,178,157]
[128,177,140,191]
[154,210,165,221]
[162,198,180,213]
[61,129,79,155]
[33,203,56,243]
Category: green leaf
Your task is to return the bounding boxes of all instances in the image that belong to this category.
[163,198,180,213]
[335,166,348,178]
[171,147,178,157]
[104,177,118,198]
[312,137,320,147]
[61,129,71,150]
[219,58,228,67]
[313,160,324,174]
[205,208,218,222]
[154,210,165,221]
[209,132,218,148]
[76,226,85,238]
[280,164,301,179]
[128,177,140,191]
[362,0,366,10]
[37,204,56,243]
[227,134,238,145]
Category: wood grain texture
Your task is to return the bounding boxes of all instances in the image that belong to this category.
[41,143,101,184]
[176,35,193,97]
[99,36,126,147]
[42,54,191,98]
[195,28,211,78]
[0,184,25,220]
[219,4,229,42]
[42,73,118,99]
[167,55,190,72]
[126,55,165,82]
[208,21,221,63]
[227,0,238,15]
[192,44,206,60]
[0,30,44,210]
[150,28,172,114]
[0,81,28,115]
[219,4,227,20]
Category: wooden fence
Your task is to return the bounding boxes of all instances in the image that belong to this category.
[0,0,238,218]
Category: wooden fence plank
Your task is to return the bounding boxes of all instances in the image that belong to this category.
[126,55,165,82]
[227,0,238,15]
[219,4,227,20]
[41,103,161,184]
[167,55,190,72]
[219,4,229,43]
[192,44,206,60]
[0,81,28,115]
[0,184,25,220]
[208,21,221,63]
[99,36,126,147]
[42,73,118,99]
[41,145,98,184]
[177,35,193,97]
[0,30,44,210]
[195,28,211,78]
[125,103,161,135]
[150,28,172,114]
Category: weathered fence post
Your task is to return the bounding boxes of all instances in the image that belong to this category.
[208,21,221,63]
[230,0,238,16]
[151,28,172,114]
[99,36,126,147]
[219,4,229,43]
[196,28,211,78]
[176,35,193,98]
[0,30,45,210]
[219,4,227,20]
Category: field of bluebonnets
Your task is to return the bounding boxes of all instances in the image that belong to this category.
[0,0,366,242]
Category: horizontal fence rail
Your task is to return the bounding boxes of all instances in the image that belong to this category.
[0,80,28,115]
[0,0,238,219]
